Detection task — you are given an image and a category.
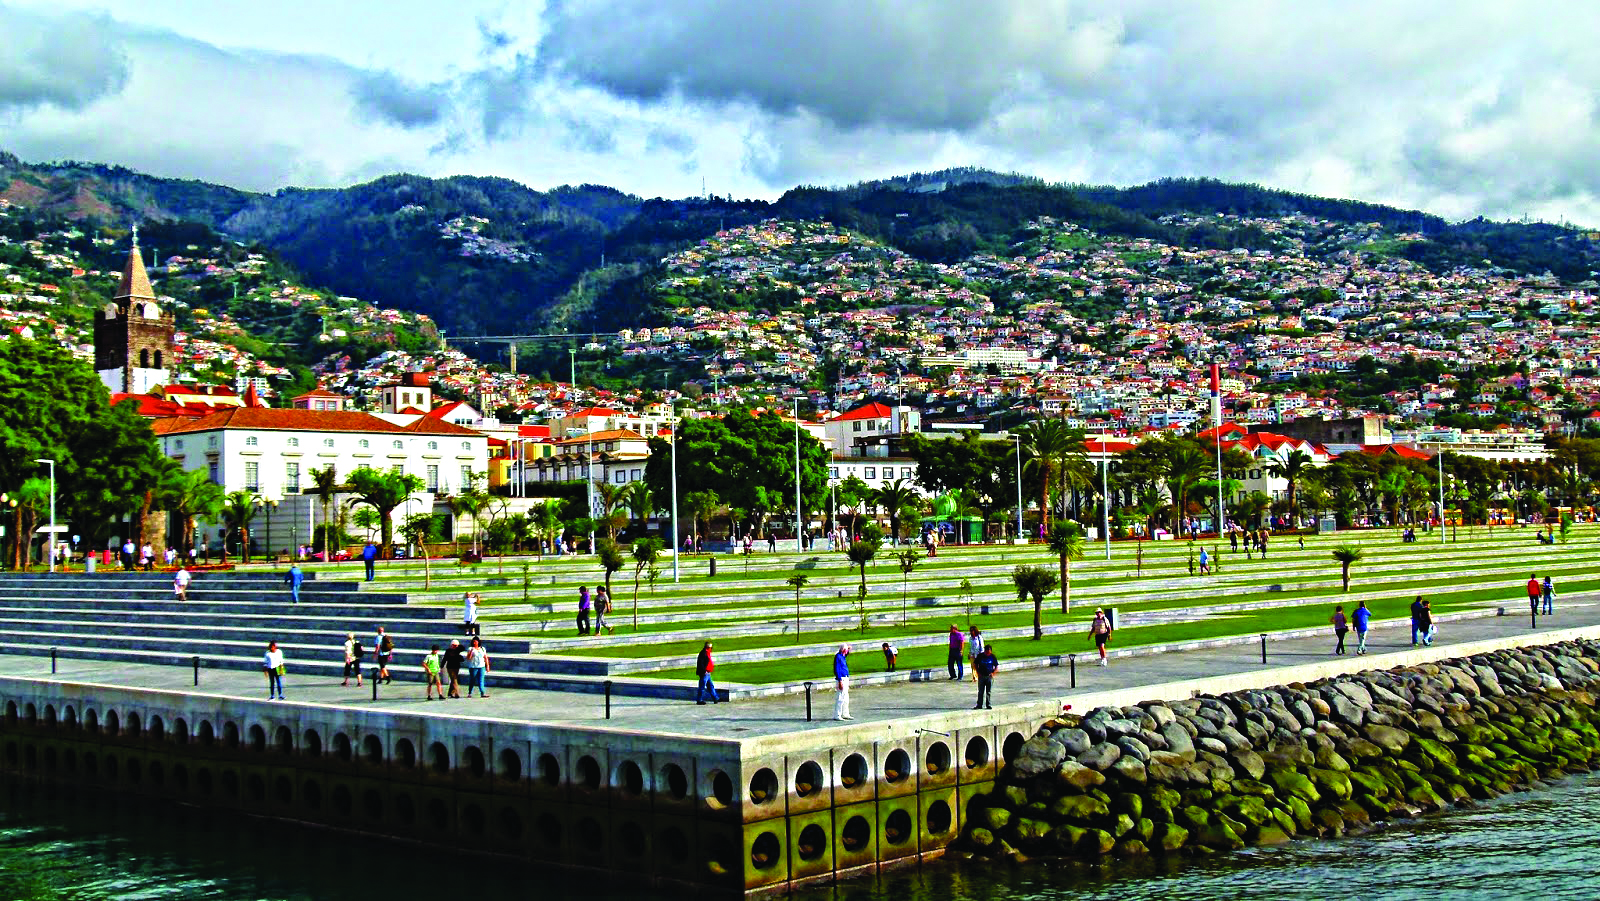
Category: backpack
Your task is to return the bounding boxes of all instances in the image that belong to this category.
[380,636,394,653]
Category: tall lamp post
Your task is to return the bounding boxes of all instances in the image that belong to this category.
[665,373,680,583]
[571,348,596,554]
[1437,451,1447,545]
[1099,450,1112,560]
[34,459,55,573]
[253,494,278,567]
[1013,434,1024,543]
[793,398,804,553]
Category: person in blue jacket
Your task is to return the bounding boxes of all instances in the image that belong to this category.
[833,645,852,721]
[1353,600,1372,655]
[974,644,998,709]
[284,563,304,604]
[362,542,378,581]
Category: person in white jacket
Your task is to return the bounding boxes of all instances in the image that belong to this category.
[263,641,285,700]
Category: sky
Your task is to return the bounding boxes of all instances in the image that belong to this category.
[2,0,1597,224]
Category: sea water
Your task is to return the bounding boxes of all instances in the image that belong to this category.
[1,772,1596,900]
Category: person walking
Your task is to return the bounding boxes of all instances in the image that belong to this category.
[141,542,154,572]
[362,541,378,581]
[695,642,718,704]
[375,626,394,684]
[1542,575,1555,615]
[974,643,998,710]
[263,641,285,700]
[577,585,592,635]
[1198,547,1210,575]
[342,632,363,687]
[462,592,481,637]
[1331,604,1349,655]
[443,640,464,698]
[833,644,852,721]
[1527,573,1542,618]
[1088,608,1112,666]
[284,562,303,604]
[1418,599,1435,646]
[121,538,135,571]
[464,637,490,697]
[881,641,898,671]
[1410,595,1425,646]
[173,565,191,601]
[423,645,445,700]
[1353,600,1372,655]
[946,624,967,680]
[967,627,985,682]
[594,586,611,634]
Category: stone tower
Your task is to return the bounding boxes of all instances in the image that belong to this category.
[94,227,177,395]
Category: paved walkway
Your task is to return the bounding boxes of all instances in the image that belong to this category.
[11,602,1593,741]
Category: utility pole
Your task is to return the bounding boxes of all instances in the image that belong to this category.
[1014,434,1024,543]
[667,373,679,583]
[570,348,595,554]
[794,398,804,554]
[1211,363,1225,539]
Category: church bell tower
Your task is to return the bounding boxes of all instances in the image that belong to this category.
[94,226,177,395]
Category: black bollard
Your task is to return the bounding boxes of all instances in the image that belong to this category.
[804,681,813,721]
[192,655,199,686]
[604,680,613,719]
[1260,634,1268,665]
[51,647,57,675]
[1070,654,1076,688]
[1531,607,1537,629]
[372,668,379,701]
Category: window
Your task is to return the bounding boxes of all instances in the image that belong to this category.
[426,465,439,492]
[285,462,300,493]
[139,349,150,368]
[323,438,334,448]
[631,469,642,481]
[393,440,403,450]
[244,461,259,491]
[174,439,184,451]
[207,436,218,449]
[245,436,258,447]
[391,464,403,475]
[902,468,913,479]
[153,351,163,369]
[830,467,839,479]
[287,437,299,448]
[461,441,470,450]
[614,471,626,483]
[207,462,219,483]
[359,439,369,449]
[460,465,473,489]
[427,441,437,450]
[853,421,862,433]
[864,467,876,479]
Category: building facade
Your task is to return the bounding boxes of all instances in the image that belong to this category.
[94,233,176,395]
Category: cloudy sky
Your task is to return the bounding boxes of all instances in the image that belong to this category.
[2,1,1596,223]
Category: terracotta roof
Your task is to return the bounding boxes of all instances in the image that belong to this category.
[402,418,485,437]
[423,400,467,420]
[114,242,156,303]
[569,406,626,417]
[152,407,411,435]
[292,388,343,400]
[556,429,645,446]
[833,402,895,422]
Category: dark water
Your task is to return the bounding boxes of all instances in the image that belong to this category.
[2,773,1597,901]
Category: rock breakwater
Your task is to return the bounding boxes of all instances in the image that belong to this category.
[959,638,1600,861]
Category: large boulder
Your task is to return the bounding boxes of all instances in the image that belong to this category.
[1111,756,1148,785]
[1050,727,1093,757]
[1159,721,1198,762]
[1053,760,1106,792]
[1364,724,1412,754]
[1076,742,1123,772]
[1116,736,1153,763]
[1217,725,1253,753]
[1013,735,1068,777]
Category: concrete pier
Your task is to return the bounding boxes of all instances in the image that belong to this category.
[3,599,1597,895]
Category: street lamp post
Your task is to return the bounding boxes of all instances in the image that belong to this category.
[666,374,679,583]
[34,459,55,573]
[1011,435,1024,544]
[1100,452,1111,561]
[253,495,278,567]
[570,348,595,554]
[793,398,803,554]
[1437,451,1446,545]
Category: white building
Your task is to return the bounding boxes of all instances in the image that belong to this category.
[152,407,489,552]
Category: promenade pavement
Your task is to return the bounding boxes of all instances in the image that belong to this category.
[13,595,1593,742]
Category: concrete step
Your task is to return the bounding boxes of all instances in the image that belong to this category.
[0,597,427,617]
[0,616,530,655]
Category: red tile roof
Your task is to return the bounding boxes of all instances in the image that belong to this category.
[152,408,410,435]
[833,402,894,422]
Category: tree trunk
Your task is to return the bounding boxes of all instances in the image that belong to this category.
[1032,592,1043,640]
[1059,555,1069,614]
[1341,562,1350,592]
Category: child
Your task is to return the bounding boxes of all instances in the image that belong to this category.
[423,645,444,700]
[881,642,898,671]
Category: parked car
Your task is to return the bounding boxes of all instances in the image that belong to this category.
[309,548,352,562]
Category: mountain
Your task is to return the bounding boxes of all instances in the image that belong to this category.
[4,152,1598,338]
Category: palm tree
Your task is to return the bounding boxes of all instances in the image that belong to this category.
[534,499,564,558]
[1236,491,1272,530]
[1011,565,1061,640]
[873,479,919,545]
[597,537,625,598]
[1046,521,1086,614]
[344,468,426,559]
[170,469,225,558]
[893,548,920,623]
[1159,442,1211,537]
[1016,419,1087,530]
[442,493,477,553]
[625,482,655,536]
[307,465,340,559]
[135,458,185,551]
[1267,449,1315,524]
[596,481,629,539]
[682,490,719,551]
[1331,544,1364,592]
[845,538,879,605]
[220,490,257,564]
[786,572,810,642]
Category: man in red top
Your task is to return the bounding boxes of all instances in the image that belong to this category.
[1528,574,1542,617]
[695,641,718,705]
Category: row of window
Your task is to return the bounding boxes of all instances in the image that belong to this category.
[240,436,468,452]
[235,462,464,495]
[830,466,915,481]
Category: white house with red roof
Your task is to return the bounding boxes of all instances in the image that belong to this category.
[152,407,488,553]
[822,401,920,457]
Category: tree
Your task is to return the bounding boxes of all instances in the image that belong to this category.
[1331,544,1364,592]
[7,477,49,570]
[597,481,629,540]
[873,479,919,546]
[629,537,661,630]
[1046,521,1086,613]
[682,489,719,550]
[1015,418,1087,530]
[344,468,426,559]
[893,548,920,624]
[1011,565,1061,640]
[220,490,257,564]
[786,572,809,642]
[844,539,880,630]
[307,465,340,559]
[1267,449,1316,523]
[835,475,872,537]
[1236,491,1272,530]
[169,469,225,558]
[398,512,441,587]
[625,481,655,536]
[597,537,626,597]
[533,499,564,559]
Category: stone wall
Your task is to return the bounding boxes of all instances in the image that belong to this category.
[957,638,1600,859]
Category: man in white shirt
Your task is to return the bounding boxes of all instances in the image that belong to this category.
[263,641,285,700]
[173,566,192,601]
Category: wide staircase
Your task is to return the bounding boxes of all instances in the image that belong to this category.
[0,570,709,700]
